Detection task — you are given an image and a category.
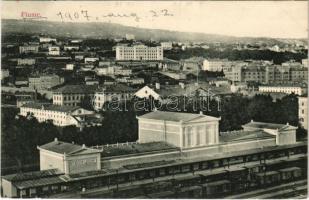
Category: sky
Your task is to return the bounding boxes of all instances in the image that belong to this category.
[2,1,308,39]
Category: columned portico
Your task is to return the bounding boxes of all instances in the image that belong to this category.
[138,111,221,149]
[181,122,219,148]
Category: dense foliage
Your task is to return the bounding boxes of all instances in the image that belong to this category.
[165,48,307,64]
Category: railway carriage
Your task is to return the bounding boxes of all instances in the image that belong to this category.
[278,167,302,182]
[200,179,231,198]
[176,185,202,198]
[255,171,281,186]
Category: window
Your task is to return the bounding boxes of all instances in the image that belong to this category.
[302,109,305,114]
[51,185,58,191]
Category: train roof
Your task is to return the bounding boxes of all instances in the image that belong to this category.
[202,179,230,186]
[255,171,279,176]
[278,166,301,172]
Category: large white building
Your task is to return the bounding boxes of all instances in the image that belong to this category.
[137,111,221,148]
[116,45,163,61]
[298,96,307,130]
[39,37,57,43]
[19,103,96,127]
[258,85,306,96]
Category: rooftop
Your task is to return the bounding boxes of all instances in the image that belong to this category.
[219,130,275,143]
[97,84,136,93]
[53,84,97,94]
[138,111,219,122]
[38,139,102,155]
[2,169,62,182]
[242,121,297,131]
[92,141,178,157]
[21,102,80,113]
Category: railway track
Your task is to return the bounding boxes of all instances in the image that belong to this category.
[225,179,307,199]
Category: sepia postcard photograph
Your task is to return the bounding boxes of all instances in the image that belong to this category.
[0,0,308,199]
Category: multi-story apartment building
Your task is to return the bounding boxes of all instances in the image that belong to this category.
[259,85,306,95]
[224,63,308,84]
[223,65,243,82]
[116,44,163,61]
[19,103,96,127]
[17,58,36,65]
[93,84,136,110]
[202,59,232,71]
[48,46,60,55]
[241,66,266,83]
[19,45,39,54]
[290,67,308,82]
[298,96,307,130]
[52,85,97,106]
[29,75,64,90]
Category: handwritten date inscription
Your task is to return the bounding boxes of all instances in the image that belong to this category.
[56,9,173,22]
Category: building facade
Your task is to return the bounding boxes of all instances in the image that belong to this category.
[29,75,64,90]
[93,84,135,110]
[19,103,95,127]
[137,111,221,148]
[258,85,305,95]
[116,45,163,61]
[38,138,102,174]
[48,46,60,55]
[39,37,57,43]
[202,59,231,71]
[52,85,97,106]
[17,58,36,65]
[242,120,297,145]
[298,96,308,130]
[19,45,39,54]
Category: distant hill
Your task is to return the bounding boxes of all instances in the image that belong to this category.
[2,19,307,45]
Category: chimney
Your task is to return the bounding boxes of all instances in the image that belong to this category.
[251,119,254,123]
[72,141,75,144]
[54,138,58,142]
[155,82,160,90]
[82,144,86,149]
[286,122,289,125]
[200,111,203,115]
